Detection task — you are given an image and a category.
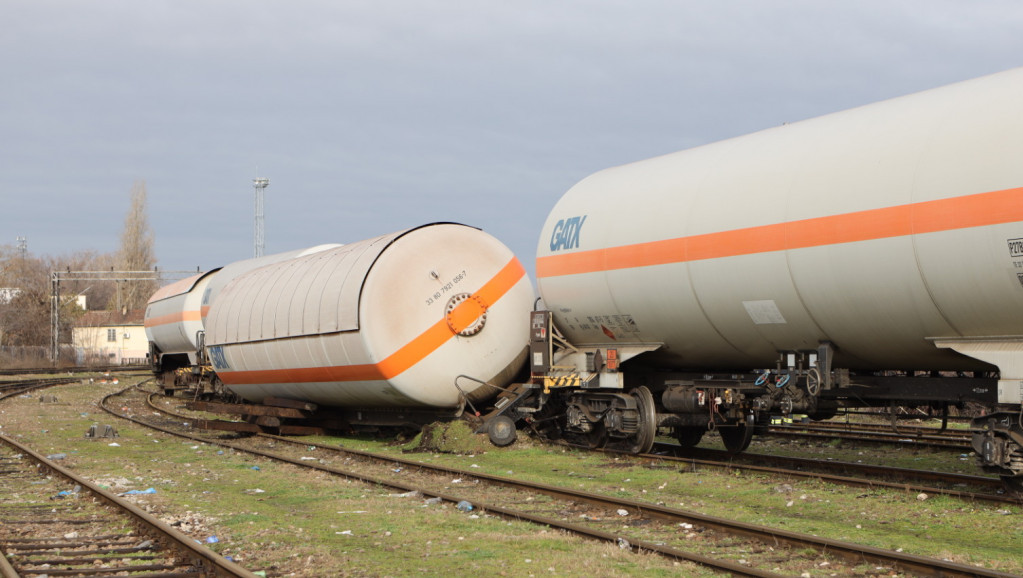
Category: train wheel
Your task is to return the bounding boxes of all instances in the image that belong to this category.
[675,426,705,448]
[632,386,657,454]
[1002,476,1023,497]
[585,422,609,449]
[487,415,517,447]
[719,416,754,454]
[607,386,657,454]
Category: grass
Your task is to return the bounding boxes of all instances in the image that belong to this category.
[319,431,1023,573]
[3,379,1021,575]
[2,380,712,577]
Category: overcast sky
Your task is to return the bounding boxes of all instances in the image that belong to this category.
[4,1,1023,281]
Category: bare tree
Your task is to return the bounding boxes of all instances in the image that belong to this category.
[0,249,116,351]
[113,180,158,311]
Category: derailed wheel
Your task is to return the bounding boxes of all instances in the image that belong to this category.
[675,426,706,448]
[1002,475,1023,498]
[487,415,517,447]
[719,414,754,454]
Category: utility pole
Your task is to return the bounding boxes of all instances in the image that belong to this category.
[49,269,197,365]
[252,177,269,257]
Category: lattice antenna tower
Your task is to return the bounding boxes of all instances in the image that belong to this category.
[252,175,270,257]
[16,236,26,260]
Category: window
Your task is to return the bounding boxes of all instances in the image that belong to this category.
[107,328,117,342]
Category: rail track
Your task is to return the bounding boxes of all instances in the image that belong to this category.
[0,365,149,377]
[98,384,1019,578]
[764,423,974,451]
[0,377,80,403]
[647,444,1017,505]
[0,432,258,578]
[790,419,972,438]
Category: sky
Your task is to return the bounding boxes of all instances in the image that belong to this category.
[4,1,1023,282]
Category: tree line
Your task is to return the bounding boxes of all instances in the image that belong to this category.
[0,181,157,361]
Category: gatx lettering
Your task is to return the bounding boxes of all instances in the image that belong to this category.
[549,215,587,251]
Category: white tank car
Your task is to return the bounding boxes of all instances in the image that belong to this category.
[537,67,1023,404]
[204,223,534,409]
[144,244,341,370]
[144,272,216,366]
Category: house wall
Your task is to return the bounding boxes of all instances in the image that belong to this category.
[73,324,149,364]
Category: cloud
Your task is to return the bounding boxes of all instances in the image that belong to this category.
[3,1,1023,278]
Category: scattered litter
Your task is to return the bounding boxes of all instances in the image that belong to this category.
[616,537,631,549]
[108,442,120,447]
[251,466,260,471]
[300,456,317,461]
[54,486,81,499]
[46,453,67,460]
[916,493,928,501]
[336,530,353,535]
[389,490,421,499]
[451,478,463,484]
[336,511,368,514]
[134,540,153,550]
[244,488,266,494]
[616,509,628,516]
[205,536,219,544]
[456,500,473,512]
[392,467,402,473]
[122,488,157,495]
[424,496,442,505]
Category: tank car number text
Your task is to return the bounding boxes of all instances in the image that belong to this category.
[426,270,467,306]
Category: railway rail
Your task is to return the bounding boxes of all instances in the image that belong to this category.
[646,444,1017,505]
[99,384,1018,577]
[773,420,974,441]
[0,432,258,578]
[764,424,974,451]
[0,377,79,402]
[0,365,149,377]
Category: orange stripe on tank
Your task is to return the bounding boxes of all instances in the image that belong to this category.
[536,185,1023,278]
[217,256,527,385]
[144,310,203,328]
